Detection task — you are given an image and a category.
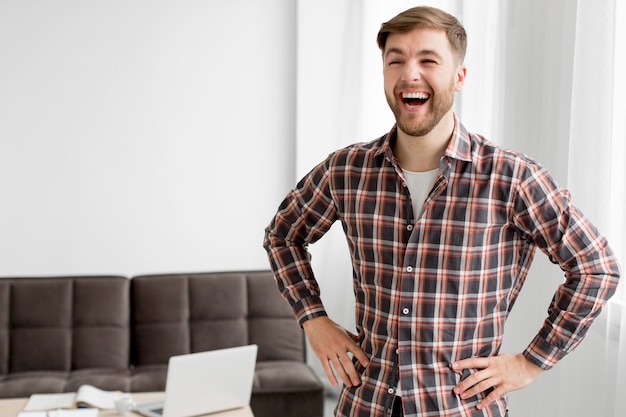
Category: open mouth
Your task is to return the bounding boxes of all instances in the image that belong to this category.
[401,92,430,107]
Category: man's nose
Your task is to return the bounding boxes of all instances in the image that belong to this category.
[402,62,422,82]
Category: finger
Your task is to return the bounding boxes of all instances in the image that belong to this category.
[477,386,506,410]
[350,345,370,368]
[454,368,493,394]
[458,376,498,400]
[452,356,490,371]
[331,355,355,387]
[337,353,364,387]
[321,357,339,387]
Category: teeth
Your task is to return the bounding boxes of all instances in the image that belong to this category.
[403,92,429,99]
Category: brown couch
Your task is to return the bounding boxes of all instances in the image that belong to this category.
[0,271,324,417]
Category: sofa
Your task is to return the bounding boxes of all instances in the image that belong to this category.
[0,271,324,417]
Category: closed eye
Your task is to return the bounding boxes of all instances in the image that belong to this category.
[385,55,404,66]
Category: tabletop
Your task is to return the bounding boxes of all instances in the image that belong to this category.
[0,393,254,417]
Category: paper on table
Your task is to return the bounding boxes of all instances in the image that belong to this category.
[23,385,122,411]
[18,410,97,417]
[23,393,76,411]
[49,409,98,417]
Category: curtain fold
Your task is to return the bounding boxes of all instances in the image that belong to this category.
[568,2,624,414]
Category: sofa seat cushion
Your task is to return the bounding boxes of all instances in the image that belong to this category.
[130,364,168,392]
[131,360,322,395]
[0,371,67,398]
[253,361,324,394]
[0,369,131,398]
[65,368,131,392]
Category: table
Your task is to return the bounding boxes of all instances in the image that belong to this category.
[0,392,254,417]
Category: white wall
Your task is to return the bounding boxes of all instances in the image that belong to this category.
[0,0,296,276]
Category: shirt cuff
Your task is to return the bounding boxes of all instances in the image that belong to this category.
[523,333,569,370]
[292,295,328,327]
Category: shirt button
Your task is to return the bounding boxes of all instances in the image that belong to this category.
[388,387,395,395]
[407,224,413,231]
[402,307,410,315]
[406,266,413,272]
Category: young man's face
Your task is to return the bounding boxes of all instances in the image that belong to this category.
[383,27,466,138]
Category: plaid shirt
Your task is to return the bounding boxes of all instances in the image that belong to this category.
[263,117,620,417]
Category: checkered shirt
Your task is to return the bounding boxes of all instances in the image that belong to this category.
[263,116,620,417]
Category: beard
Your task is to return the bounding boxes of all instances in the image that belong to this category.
[386,80,456,137]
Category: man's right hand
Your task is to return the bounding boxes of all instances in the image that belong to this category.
[302,316,370,388]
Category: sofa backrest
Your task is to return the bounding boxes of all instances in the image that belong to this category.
[131,271,304,366]
[0,276,130,375]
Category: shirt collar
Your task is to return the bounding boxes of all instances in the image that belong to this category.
[375,113,473,163]
[445,114,473,162]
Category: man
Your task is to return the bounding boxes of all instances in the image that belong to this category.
[263,6,620,417]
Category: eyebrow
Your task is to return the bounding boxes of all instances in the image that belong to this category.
[384,47,444,61]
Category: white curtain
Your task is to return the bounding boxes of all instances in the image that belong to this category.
[566,0,626,416]
[296,1,625,415]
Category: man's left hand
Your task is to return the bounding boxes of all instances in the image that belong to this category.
[452,353,543,410]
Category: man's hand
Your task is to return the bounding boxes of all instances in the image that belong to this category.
[452,353,543,410]
[303,316,369,388]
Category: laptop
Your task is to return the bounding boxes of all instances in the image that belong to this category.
[134,344,258,417]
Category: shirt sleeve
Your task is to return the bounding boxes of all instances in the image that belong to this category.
[263,157,338,326]
[512,162,621,369]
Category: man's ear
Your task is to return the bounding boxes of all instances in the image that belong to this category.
[455,65,467,92]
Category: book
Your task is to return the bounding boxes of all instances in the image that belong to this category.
[23,384,123,411]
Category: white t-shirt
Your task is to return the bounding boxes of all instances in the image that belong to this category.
[402,168,439,219]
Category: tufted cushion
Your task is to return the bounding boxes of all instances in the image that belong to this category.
[10,279,73,372]
[0,276,130,397]
[130,271,304,365]
[130,276,191,365]
[247,272,305,362]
